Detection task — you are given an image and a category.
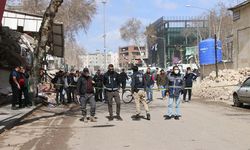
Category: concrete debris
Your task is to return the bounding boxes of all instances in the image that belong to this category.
[193,68,250,101]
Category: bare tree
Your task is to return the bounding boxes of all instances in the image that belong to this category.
[32,0,63,94]
[145,24,157,46]
[120,18,147,66]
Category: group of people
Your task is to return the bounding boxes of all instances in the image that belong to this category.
[73,64,197,122]
[9,64,197,122]
[9,66,31,110]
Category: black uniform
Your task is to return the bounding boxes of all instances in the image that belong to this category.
[103,70,121,118]
[183,72,197,101]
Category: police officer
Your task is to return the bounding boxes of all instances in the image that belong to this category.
[131,66,150,120]
[103,64,122,121]
[165,66,184,120]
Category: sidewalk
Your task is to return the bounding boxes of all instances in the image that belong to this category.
[0,103,42,134]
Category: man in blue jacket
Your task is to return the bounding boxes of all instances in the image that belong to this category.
[165,66,184,120]
[131,66,150,120]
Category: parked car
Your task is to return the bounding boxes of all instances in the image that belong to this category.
[233,77,250,107]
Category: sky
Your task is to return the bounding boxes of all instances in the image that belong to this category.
[76,0,243,53]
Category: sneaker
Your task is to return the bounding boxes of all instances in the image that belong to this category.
[116,116,123,121]
[133,114,140,120]
[146,113,151,120]
[108,116,114,121]
[174,116,180,120]
[80,117,88,123]
[90,116,97,122]
[164,115,172,120]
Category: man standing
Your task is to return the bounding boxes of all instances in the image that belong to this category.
[143,67,154,103]
[158,69,168,100]
[131,66,150,120]
[19,66,31,107]
[119,69,128,92]
[103,64,122,121]
[93,69,104,102]
[77,68,97,123]
[183,67,197,102]
[9,66,20,110]
[165,66,184,120]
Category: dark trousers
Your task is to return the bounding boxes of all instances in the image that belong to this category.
[80,94,96,117]
[66,87,75,103]
[183,88,192,101]
[20,87,30,107]
[106,91,121,117]
[11,85,20,107]
[121,81,126,91]
[56,87,65,104]
[95,87,103,101]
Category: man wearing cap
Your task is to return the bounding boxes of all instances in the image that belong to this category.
[103,64,123,121]
[77,68,97,122]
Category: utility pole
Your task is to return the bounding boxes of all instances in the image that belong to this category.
[102,0,107,69]
[215,34,218,78]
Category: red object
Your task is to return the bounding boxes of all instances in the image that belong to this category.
[0,0,7,25]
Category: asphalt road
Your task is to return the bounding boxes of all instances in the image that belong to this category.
[0,93,250,150]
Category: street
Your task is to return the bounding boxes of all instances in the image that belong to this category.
[0,91,250,150]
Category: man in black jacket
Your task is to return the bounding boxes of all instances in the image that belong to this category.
[77,68,97,123]
[119,69,128,92]
[183,67,197,102]
[131,66,150,120]
[93,69,104,102]
[103,64,122,121]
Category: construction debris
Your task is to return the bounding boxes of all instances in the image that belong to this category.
[193,68,250,101]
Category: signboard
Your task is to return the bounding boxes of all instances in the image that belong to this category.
[0,0,7,24]
[186,46,197,56]
[48,23,65,58]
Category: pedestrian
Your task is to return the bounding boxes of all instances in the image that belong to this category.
[19,66,31,107]
[52,71,65,105]
[143,67,154,103]
[165,66,184,120]
[103,64,123,121]
[93,69,104,102]
[73,70,80,103]
[119,68,129,92]
[154,68,160,90]
[183,67,197,102]
[9,66,21,110]
[66,70,75,103]
[131,66,150,120]
[158,69,168,100]
[77,68,97,123]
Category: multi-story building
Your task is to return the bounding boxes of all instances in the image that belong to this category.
[147,17,208,68]
[80,50,119,73]
[229,0,250,69]
[119,45,147,69]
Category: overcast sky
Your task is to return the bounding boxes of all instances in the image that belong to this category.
[76,0,242,53]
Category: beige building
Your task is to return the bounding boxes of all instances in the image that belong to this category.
[119,45,147,69]
[229,0,250,69]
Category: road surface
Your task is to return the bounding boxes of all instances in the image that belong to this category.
[0,93,250,150]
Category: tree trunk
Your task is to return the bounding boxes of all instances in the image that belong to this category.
[31,0,63,98]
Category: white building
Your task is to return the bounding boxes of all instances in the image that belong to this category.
[80,50,119,73]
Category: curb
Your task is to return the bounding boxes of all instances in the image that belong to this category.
[0,103,43,134]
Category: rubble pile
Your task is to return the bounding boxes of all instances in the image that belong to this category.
[193,68,250,101]
[37,83,57,104]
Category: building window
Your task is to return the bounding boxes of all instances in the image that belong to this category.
[233,10,240,21]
